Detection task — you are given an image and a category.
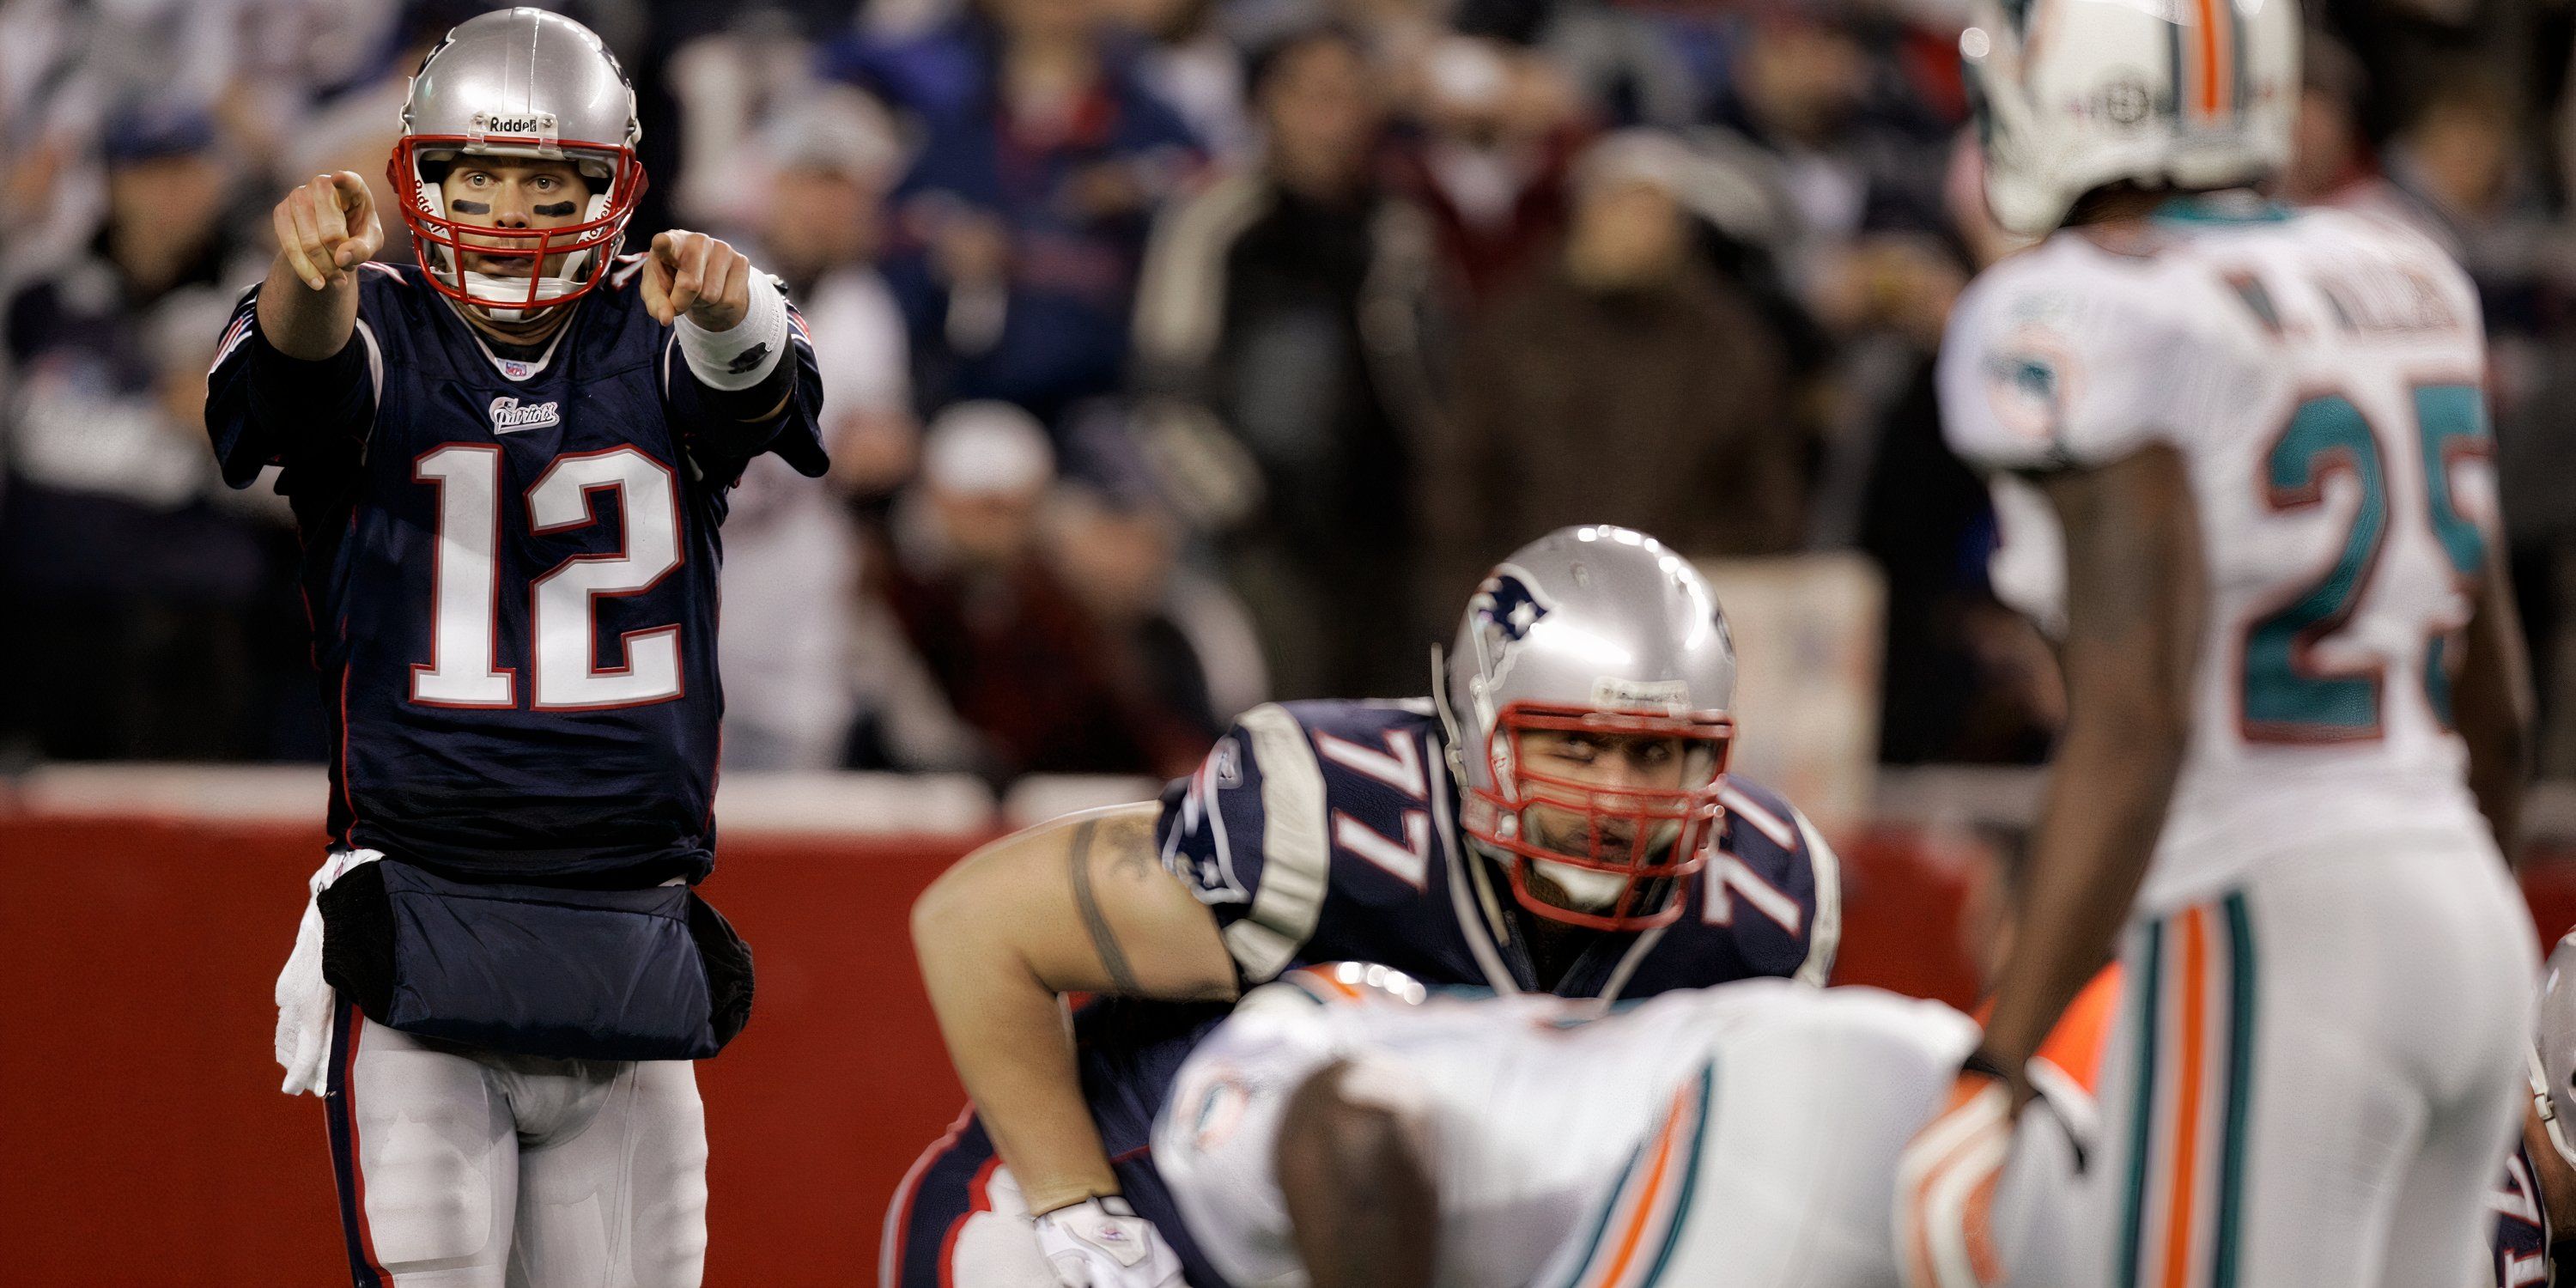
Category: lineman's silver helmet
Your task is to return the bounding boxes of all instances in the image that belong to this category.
[2533,933,2576,1169]
[1439,526,1737,932]
[390,8,645,319]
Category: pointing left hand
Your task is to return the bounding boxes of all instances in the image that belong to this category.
[641,229,751,331]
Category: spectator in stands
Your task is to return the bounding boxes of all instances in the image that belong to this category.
[1451,0,1698,129]
[1131,23,1441,699]
[2340,72,2538,263]
[2280,33,2374,204]
[1714,1,1962,326]
[866,402,1211,778]
[719,94,918,771]
[1112,0,1255,162]
[1384,33,1590,307]
[873,0,1205,422]
[1859,140,2057,765]
[1419,130,1803,603]
[1044,480,1269,733]
[0,107,273,759]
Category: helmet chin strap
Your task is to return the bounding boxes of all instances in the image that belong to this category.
[1528,860,1631,912]
[2532,1048,2576,1172]
[458,270,582,323]
[1516,817,1686,914]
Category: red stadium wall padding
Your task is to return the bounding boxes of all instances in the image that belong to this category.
[3,816,2568,1285]
[0,819,972,1287]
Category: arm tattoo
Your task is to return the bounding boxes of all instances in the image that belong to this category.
[1068,819,1143,993]
[1101,814,1157,881]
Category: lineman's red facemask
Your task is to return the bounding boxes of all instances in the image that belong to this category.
[1463,702,1733,932]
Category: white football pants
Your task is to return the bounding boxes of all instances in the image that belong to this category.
[323,1001,708,1288]
[2079,835,2536,1288]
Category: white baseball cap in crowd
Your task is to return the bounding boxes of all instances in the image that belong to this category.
[920,401,1056,496]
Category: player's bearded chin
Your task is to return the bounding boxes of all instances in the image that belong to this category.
[1519,807,1680,914]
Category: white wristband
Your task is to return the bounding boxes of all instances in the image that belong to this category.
[675,269,789,391]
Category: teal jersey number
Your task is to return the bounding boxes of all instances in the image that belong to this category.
[2415,383,2492,727]
[2244,396,2387,739]
[2241,383,2488,741]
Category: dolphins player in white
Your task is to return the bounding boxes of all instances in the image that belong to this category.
[1906,3,2539,1286]
[1150,963,2095,1288]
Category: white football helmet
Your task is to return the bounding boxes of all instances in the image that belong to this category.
[1960,0,2301,236]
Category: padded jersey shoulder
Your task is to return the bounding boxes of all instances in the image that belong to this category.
[1940,226,2270,474]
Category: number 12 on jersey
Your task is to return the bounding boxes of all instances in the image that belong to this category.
[2243,382,2488,741]
[411,444,686,711]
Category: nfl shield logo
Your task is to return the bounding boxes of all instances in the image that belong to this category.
[500,358,532,380]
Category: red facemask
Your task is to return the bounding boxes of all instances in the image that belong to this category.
[1462,702,1733,932]
[389,135,647,314]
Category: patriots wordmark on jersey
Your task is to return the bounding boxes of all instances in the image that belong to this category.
[207,255,826,884]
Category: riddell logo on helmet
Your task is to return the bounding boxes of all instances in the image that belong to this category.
[489,396,561,434]
[471,112,558,139]
[1590,677,1690,713]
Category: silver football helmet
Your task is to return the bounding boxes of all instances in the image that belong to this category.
[2533,933,2576,1169]
[390,8,646,319]
[1437,526,1738,931]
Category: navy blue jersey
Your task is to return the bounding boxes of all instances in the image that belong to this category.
[1072,697,1839,1267]
[204,258,825,884]
[2497,1139,2555,1287]
[1157,699,1836,996]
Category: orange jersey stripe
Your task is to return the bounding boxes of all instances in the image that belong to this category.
[2160,908,2213,1288]
[2036,966,2124,1094]
[1591,1086,1692,1288]
[1290,965,1365,1002]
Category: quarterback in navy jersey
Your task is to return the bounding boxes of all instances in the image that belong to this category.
[213,12,819,1287]
[892,526,1841,1288]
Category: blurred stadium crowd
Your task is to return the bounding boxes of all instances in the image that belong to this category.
[4,0,2574,785]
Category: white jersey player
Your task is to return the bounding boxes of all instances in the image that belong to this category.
[1152,964,2093,1288]
[1911,3,2540,1287]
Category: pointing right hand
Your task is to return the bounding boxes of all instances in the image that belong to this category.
[272,171,385,292]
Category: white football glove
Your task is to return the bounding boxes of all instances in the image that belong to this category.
[1031,1196,1185,1288]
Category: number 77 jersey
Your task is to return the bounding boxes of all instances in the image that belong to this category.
[1939,198,2497,910]
[204,258,826,885]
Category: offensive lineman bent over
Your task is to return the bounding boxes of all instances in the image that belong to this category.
[209,10,825,1285]
[1152,966,2093,1288]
